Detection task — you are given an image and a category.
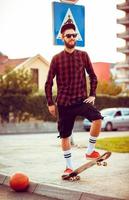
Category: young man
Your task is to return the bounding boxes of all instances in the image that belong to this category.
[45,19,103,175]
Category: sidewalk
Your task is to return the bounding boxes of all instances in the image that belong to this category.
[0,185,58,200]
[0,131,129,200]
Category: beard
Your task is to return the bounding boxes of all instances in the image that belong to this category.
[64,40,76,49]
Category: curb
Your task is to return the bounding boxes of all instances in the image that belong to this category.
[0,174,125,200]
[0,121,84,135]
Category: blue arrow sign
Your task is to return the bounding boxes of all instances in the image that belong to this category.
[52,2,85,47]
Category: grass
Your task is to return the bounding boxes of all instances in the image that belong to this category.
[96,136,129,153]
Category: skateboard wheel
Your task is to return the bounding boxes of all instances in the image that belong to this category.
[73,177,77,181]
[76,176,80,180]
[103,162,107,166]
[69,177,74,181]
[69,176,80,181]
[97,162,102,166]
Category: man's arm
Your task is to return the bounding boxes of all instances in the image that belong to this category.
[84,52,98,104]
[85,52,98,97]
[45,57,56,109]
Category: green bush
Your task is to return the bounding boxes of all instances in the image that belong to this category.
[0,94,129,122]
[95,95,129,110]
[25,95,129,121]
[26,95,56,121]
[0,94,28,122]
[0,68,37,122]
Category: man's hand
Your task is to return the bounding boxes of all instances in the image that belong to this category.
[83,96,95,104]
[48,105,56,117]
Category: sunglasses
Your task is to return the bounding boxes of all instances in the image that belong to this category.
[64,33,77,38]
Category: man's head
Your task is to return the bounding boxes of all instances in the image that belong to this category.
[61,20,76,34]
[61,17,77,49]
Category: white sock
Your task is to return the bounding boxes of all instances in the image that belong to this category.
[63,150,73,169]
[86,136,97,155]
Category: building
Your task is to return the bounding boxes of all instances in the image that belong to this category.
[115,0,129,90]
[0,53,49,92]
[92,62,111,82]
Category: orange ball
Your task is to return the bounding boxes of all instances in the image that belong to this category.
[9,173,29,192]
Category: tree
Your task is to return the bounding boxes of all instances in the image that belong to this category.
[0,68,37,123]
[87,76,122,96]
[96,79,122,96]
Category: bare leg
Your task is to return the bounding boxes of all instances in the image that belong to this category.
[90,119,102,137]
[61,137,71,151]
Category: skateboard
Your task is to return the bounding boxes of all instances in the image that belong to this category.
[62,151,111,181]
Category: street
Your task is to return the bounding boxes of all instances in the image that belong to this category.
[0,131,129,200]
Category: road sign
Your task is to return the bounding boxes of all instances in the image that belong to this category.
[53,2,85,47]
[60,0,79,4]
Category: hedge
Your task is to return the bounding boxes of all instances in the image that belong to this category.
[0,95,129,122]
[95,95,129,110]
[26,95,56,121]
[27,95,129,121]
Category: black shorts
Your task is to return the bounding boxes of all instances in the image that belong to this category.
[57,102,103,138]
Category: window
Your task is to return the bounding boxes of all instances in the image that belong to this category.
[123,110,129,116]
[31,68,38,88]
[115,111,122,117]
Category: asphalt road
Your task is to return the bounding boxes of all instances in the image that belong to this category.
[0,185,58,200]
[0,131,129,200]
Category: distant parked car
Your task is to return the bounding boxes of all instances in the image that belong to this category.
[83,107,129,131]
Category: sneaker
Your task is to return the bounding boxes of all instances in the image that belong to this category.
[63,168,73,175]
[86,150,100,160]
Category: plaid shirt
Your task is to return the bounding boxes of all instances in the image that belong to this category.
[45,49,97,106]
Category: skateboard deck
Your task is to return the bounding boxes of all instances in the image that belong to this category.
[62,151,111,181]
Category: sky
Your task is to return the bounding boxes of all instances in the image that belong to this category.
[0,0,125,63]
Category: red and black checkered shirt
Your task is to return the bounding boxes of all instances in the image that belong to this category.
[45,49,97,106]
